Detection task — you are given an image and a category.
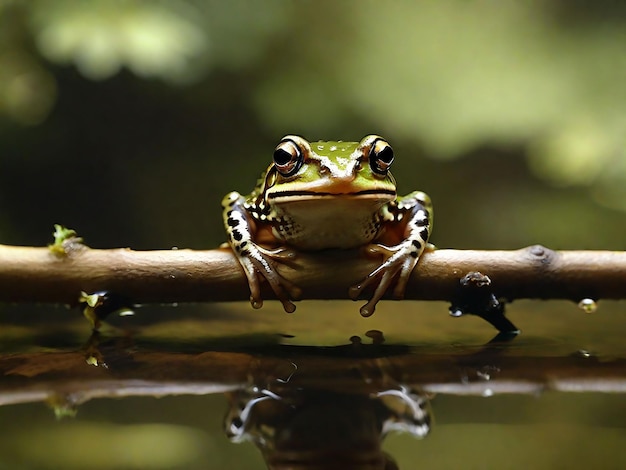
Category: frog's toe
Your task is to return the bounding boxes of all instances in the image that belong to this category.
[363,243,396,258]
[258,266,300,313]
[280,298,296,313]
[287,283,303,301]
[350,243,420,316]
[359,300,377,318]
[350,269,396,317]
[348,274,375,301]
[258,245,297,261]
[276,277,302,312]
[363,270,397,317]
[247,277,266,310]
[239,259,264,309]
[268,278,297,313]
[391,258,416,299]
[239,243,301,313]
[254,280,296,313]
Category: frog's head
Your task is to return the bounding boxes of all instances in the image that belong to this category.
[264,135,397,204]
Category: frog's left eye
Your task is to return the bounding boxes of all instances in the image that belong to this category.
[273,140,303,177]
[369,139,394,175]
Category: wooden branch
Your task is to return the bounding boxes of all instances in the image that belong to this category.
[0,243,624,305]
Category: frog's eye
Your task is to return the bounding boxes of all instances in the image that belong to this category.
[369,139,394,175]
[273,140,303,177]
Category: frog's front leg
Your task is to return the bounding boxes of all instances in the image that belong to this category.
[349,191,433,317]
[222,192,300,313]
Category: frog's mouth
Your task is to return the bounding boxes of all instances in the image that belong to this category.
[268,188,396,200]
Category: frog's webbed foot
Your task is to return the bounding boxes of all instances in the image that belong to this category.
[349,242,422,317]
[238,244,301,313]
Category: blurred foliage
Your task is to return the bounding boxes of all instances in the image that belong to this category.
[249,1,626,210]
[0,0,291,121]
[0,0,624,250]
[30,0,210,82]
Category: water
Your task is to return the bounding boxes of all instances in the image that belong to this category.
[0,299,625,469]
[578,298,598,314]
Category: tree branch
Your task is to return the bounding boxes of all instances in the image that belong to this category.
[0,242,624,305]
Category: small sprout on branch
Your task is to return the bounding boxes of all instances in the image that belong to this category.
[48,224,84,256]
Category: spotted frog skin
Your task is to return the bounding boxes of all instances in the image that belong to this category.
[222,135,433,316]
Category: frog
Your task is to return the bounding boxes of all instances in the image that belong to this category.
[222,135,433,317]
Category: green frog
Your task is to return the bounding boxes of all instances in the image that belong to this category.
[222,135,433,316]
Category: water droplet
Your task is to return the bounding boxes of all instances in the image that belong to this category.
[476,370,491,381]
[577,349,592,358]
[449,308,464,317]
[482,388,493,397]
[578,298,597,313]
[117,308,135,317]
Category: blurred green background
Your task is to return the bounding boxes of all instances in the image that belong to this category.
[1,1,625,469]
[0,0,624,251]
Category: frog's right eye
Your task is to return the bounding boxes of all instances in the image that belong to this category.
[273,140,303,177]
[369,138,394,176]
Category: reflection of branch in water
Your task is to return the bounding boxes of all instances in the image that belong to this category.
[1,330,625,411]
[0,331,625,466]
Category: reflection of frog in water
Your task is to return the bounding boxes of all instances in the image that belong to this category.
[224,384,431,469]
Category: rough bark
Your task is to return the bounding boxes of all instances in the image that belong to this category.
[0,243,624,305]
